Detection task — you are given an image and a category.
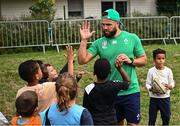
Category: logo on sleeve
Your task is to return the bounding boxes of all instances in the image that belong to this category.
[112,40,117,44]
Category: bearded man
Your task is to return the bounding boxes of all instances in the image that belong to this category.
[78,9,147,126]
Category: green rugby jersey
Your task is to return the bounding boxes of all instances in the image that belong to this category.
[88,31,145,96]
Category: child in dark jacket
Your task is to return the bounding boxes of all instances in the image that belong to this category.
[83,58,130,125]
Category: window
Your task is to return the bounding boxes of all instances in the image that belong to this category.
[101,2,113,12]
[101,1,128,17]
[116,1,127,17]
[68,0,83,18]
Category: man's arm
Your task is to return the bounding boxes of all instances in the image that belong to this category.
[78,40,94,65]
[78,21,95,65]
[131,54,147,67]
[117,54,147,67]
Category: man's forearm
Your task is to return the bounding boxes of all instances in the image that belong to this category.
[133,55,147,67]
[78,40,88,65]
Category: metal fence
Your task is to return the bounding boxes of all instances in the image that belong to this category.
[51,16,170,51]
[0,16,179,53]
[0,20,49,53]
[170,16,180,45]
[51,19,102,52]
[121,16,169,45]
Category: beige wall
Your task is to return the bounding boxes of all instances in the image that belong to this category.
[130,0,157,16]
[54,0,67,19]
[1,0,157,19]
[1,0,33,19]
[84,0,101,19]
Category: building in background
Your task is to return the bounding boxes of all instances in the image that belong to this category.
[0,0,157,20]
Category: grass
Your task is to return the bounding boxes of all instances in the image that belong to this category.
[0,44,180,125]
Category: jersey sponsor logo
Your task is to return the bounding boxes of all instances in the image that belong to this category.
[112,40,117,44]
[102,41,107,48]
[124,38,129,44]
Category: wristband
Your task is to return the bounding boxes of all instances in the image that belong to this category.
[129,58,134,66]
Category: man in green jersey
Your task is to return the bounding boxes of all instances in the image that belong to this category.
[78,9,147,125]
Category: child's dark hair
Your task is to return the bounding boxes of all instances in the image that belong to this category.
[18,60,39,83]
[55,72,78,113]
[153,48,166,59]
[94,58,111,80]
[35,60,43,66]
[41,63,51,80]
[15,91,38,117]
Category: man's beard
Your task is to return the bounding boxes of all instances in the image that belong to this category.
[103,28,117,38]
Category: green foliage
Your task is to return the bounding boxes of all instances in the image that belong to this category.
[29,0,55,22]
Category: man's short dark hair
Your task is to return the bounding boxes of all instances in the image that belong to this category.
[16,91,38,117]
[18,60,39,83]
[153,48,166,59]
[94,58,111,80]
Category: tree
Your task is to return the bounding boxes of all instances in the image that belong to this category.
[29,0,55,22]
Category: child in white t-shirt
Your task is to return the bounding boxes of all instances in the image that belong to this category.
[145,48,175,125]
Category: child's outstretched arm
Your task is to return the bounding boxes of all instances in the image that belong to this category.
[67,46,74,76]
[115,59,130,84]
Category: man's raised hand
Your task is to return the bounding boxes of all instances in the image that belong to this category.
[80,20,95,41]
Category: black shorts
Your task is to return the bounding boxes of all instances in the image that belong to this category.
[115,92,140,124]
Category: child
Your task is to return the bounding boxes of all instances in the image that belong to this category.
[83,58,130,125]
[44,72,93,125]
[16,46,74,112]
[16,59,57,112]
[38,61,84,83]
[11,91,42,125]
[145,48,175,125]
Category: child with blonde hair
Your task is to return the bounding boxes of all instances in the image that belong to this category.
[44,72,93,125]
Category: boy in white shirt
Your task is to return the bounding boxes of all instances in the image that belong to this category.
[146,48,175,125]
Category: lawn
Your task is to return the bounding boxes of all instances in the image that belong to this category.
[0,44,180,125]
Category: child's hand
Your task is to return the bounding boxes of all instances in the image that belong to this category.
[66,45,74,63]
[164,84,173,90]
[115,59,123,69]
[77,71,85,78]
[116,54,132,64]
[76,71,85,82]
